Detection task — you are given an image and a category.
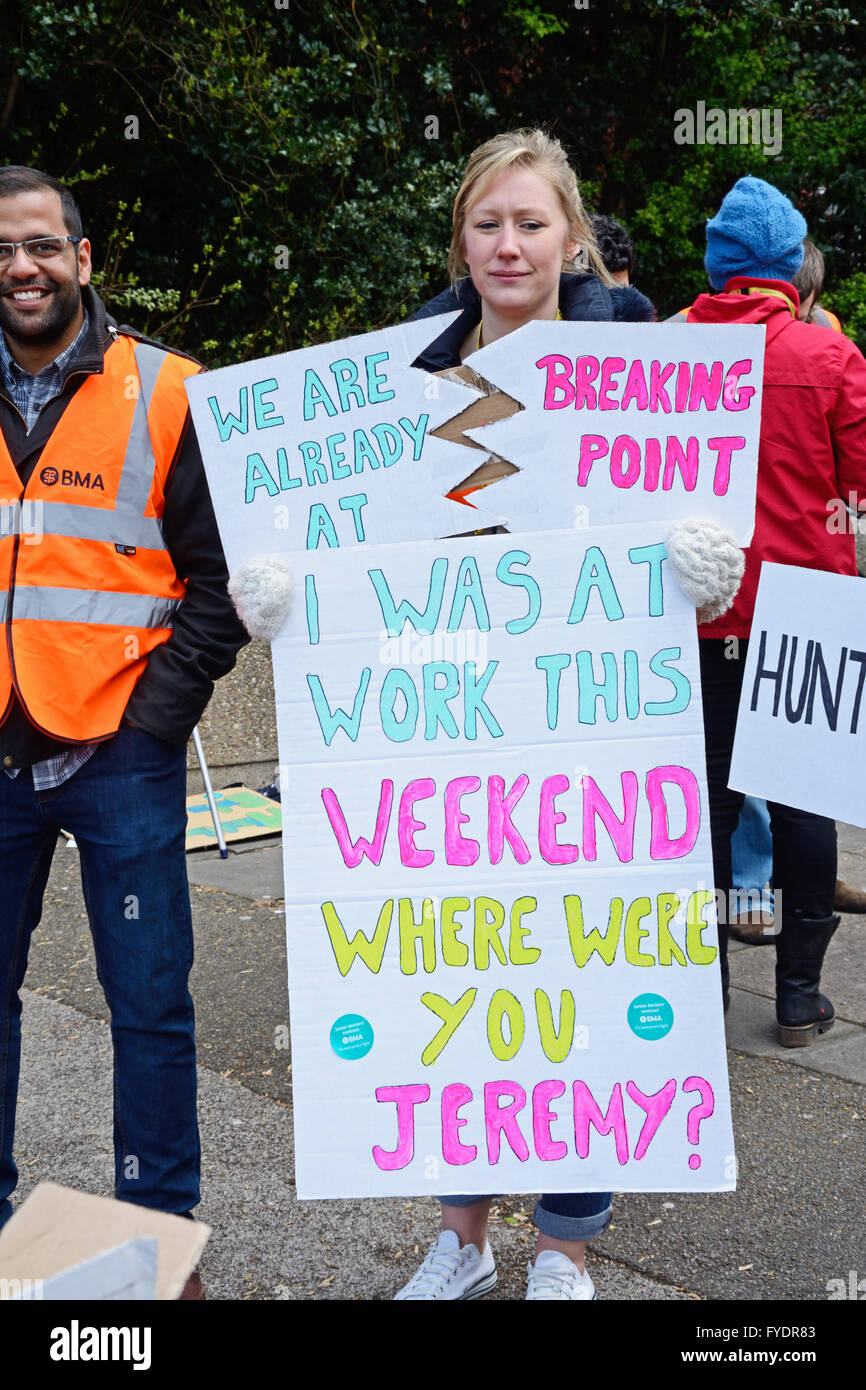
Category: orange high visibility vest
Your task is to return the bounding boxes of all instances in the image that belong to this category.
[0,332,202,742]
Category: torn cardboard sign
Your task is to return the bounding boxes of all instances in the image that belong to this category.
[185,315,498,565]
[431,364,520,497]
[455,321,766,540]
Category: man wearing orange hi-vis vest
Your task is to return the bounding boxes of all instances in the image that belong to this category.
[0,167,248,1284]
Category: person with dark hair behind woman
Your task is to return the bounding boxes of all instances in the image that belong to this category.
[591,213,656,322]
[590,212,634,284]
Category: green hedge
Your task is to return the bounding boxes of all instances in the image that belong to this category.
[2,0,863,360]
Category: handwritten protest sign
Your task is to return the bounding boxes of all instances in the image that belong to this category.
[184,315,497,572]
[730,563,866,826]
[186,319,757,1199]
[458,323,765,540]
[275,524,735,1198]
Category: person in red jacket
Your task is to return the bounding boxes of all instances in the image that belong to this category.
[683,176,866,1045]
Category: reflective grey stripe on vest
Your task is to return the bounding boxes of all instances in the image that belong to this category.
[0,501,22,540]
[20,340,180,550]
[39,503,165,548]
[117,341,169,516]
[11,586,182,628]
[0,501,163,546]
[0,500,47,540]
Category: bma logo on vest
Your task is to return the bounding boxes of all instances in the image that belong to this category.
[40,466,104,490]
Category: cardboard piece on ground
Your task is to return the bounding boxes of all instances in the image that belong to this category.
[431,365,520,492]
[0,1183,210,1300]
[185,783,282,851]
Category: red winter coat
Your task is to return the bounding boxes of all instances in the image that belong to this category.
[684,277,866,639]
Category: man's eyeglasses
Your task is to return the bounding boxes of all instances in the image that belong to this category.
[0,237,82,267]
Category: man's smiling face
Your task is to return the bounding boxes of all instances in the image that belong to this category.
[0,188,91,355]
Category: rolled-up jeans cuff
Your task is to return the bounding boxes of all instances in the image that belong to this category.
[439,1195,495,1208]
[533,1198,613,1241]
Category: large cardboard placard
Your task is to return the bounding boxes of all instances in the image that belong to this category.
[729,563,866,825]
[184,316,497,571]
[459,322,765,541]
[275,524,735,1198]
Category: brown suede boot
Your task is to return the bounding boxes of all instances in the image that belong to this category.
[179,1269,206,1300]
[833,879,866,914]
[728,908,776,945]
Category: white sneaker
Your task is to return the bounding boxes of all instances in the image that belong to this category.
[393,1229,497,1300]
[525,1250,596,1300]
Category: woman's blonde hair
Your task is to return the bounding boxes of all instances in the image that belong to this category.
[447,128,613,287]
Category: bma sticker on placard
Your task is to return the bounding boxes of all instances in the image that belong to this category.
[330,1014,374,1060]
[628,995,674,1040]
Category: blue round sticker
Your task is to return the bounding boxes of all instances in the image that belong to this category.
[627,994,674,1040]
[330,1014,374,1060]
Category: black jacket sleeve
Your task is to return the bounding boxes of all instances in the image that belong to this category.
[123,412,251,744]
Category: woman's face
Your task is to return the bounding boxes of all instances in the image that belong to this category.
[461,165,577,323]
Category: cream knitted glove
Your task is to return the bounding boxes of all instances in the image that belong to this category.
[228,555,294,641]
[666,518,745,623]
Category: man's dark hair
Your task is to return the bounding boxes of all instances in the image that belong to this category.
[591,214,635,279]
[0,166,83,238]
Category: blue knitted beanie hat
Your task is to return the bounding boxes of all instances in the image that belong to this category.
[704,176,806,290]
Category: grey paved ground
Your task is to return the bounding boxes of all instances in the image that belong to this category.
[12,804,866,1302]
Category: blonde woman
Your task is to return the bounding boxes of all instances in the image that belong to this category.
[229,130,741,1302]
[410,129,653,386]
[398,131,658,1303]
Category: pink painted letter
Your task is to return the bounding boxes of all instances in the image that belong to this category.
[398,777,436,868]
[444,776,481,866]
[532,1080,568,1161]
[441,1082,477,1165]
[322,780,393,867]
[647,765,700,859]
[372,1083,431,1170]
[626,1078,677,1160]
[484,1081,530,1164]
[573,1080,629,1164]
[536,354,575,409]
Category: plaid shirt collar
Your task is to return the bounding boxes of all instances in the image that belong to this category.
[0,309,91,433]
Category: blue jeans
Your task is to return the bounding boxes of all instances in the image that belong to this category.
[440,1192,612,1241]
[0,724,199,1229]
[730,796,774,908]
